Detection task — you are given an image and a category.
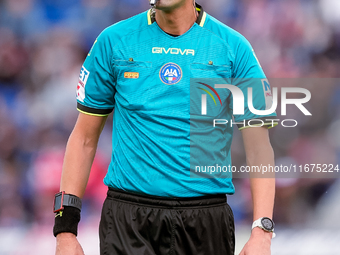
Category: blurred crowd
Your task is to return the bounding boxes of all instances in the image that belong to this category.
[0,0,340,229]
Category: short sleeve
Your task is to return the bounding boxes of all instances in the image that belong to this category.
[231,36,277,129]
[76,30,116,116]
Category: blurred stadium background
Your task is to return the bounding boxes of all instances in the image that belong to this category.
[0,0,340,254]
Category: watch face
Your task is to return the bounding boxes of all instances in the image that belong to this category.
[261,218,274,231]
[53,192,64,213]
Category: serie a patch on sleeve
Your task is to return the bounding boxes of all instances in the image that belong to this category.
[77,66,90,102]
[261,79,273,110]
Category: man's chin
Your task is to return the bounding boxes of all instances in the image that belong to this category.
[154,0,185,11]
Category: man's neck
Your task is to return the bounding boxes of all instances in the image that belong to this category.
[155,2,198,36]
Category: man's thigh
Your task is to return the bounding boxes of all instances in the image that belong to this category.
[99,194,235,255]
[99,197,172,255]
[173,203,235,255]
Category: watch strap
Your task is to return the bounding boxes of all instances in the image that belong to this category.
[252,217,276,238]
[63,194,82,211]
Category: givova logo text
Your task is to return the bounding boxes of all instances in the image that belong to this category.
[152,47,195,56]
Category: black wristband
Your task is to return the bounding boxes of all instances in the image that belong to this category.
[53,206,81,237]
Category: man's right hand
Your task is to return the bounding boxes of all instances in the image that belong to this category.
[55,232,84,255]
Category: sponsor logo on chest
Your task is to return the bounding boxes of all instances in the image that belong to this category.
[152,47,195,56]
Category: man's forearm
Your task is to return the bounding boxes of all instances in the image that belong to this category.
[237,127,276,254]
[247,140,275,242]
[59,113,107,198]
[55,113,106,253]
[242,127,275,224]
[249,178,275,220]
[249,176,275,241]
[60,130,98,198]
[248,145,275,221]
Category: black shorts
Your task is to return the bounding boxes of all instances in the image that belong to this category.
[99,188,235,255]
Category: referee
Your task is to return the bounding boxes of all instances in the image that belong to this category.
[54,1,276,254]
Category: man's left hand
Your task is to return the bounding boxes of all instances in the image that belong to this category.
[239,227,272,255]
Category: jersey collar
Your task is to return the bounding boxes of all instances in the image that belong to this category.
[195,3,206,27]
[147,3,206,27]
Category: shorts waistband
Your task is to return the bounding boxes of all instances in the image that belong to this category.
[107,188,227,207]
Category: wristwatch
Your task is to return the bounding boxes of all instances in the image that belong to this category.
[53,191,82,213]
[252,217,276,238]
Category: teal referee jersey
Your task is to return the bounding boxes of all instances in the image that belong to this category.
[76,4,276,197]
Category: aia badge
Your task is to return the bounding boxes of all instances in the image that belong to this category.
[159,63,182,85]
